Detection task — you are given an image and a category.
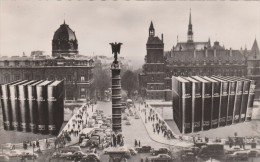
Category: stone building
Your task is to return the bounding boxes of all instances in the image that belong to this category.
[139,11,259,101]
[0,21,94,101]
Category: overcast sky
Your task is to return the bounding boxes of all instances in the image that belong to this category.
[0,1,260,69]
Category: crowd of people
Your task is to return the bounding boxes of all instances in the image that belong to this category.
[142,105,176,141]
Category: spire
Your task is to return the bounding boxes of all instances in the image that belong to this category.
[189,8,192,25]
[187,9,193,43]
[251,39,260,59]
[149,21,155,37]
[208,37,211,47]
[64,19,66,24]
[149,21,154,30]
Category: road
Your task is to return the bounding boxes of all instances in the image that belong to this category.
[95,101,168,162]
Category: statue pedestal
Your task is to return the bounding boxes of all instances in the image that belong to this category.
[106,147,129,162]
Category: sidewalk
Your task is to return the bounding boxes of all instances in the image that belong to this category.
[136,103,193,148]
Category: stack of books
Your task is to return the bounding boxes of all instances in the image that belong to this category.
[0,80,64,135]
[172,76,256,134]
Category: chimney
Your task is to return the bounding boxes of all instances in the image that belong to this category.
[214,48,217,57]
[193,49,196,58]
[229,48,232,57]
[161,34,164,42]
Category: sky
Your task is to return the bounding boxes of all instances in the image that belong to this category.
[0,1,260,69]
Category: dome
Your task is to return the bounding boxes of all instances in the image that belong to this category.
[52,21,78,57]
[53,21,77,41]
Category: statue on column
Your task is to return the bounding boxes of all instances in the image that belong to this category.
[109,42,123,64]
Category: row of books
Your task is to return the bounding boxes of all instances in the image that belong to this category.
[172,76,256,134]
[0,80,64,135]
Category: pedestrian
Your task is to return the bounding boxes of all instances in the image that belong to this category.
[36,139,40,148]
[135,139,137,147]
[139,140,141,147]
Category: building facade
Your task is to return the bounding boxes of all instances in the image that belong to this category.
[0,22,94,101]
[139,12,259,101]
[139,22,166,100]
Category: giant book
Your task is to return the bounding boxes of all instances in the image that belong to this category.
[9,80,28,131]
[36,80,53,134]
[172,76,192,134]
[27,80,44,133]
[185,77,202,132]
[203,76,221,129]
[211,77,228,127]
[0,80,20,130]
[192,76,212,131]
[47,80,64,135]
[246,80,256,121]
[239,78,250,122]
[228,77,243,123]
[18,80,37,132]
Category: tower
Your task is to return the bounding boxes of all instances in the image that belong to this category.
[187,9,193,43]
[149,21,155,37]
[52,21,78,57]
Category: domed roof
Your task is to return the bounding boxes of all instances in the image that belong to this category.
[53,21,77,41]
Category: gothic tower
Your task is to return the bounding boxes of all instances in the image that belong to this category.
[187,10,193,43]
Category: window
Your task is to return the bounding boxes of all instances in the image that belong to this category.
[67,75,72,81]
[81,76,85,81]
[4,75,10,82]
[15,61,19,66]
[15,75,20,80]
[81,88,85,92]
[4,61,9,66]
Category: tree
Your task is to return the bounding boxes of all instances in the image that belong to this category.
[93,67,111,101]
[121,70,138,97]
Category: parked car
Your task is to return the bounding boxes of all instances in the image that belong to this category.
[225,146,244,154]
[122,115,128,120]
[226,151,249,161]
[247,149,260,157]
[6,150,22,157]
[81,153,100,162]
[66,151,87,161]
[136,146,152,153]
[150,154,171,161]
[19,152,38,160]
[125,120,131,125]
[151,147,170,156]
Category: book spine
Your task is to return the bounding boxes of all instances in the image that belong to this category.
[219,82,228,127]
[172,78,182,133]
[9,85,20,131]
[183,82,192,134]
[240,80,250,122]
[18,84,29,132]
[28,85,38,133]
[212,82,221,129]
[36,85,48,134]
[47,85,58,135]
[233,80,243,123]
[246,80,256,121]
[1,85,12,130]
[203,82,212,130]
[58,81,64,131]
[227,81,236,125]
[193,82,202,132]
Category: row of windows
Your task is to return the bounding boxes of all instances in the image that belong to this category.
[0,74,90,83]
[1,60,94,67]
